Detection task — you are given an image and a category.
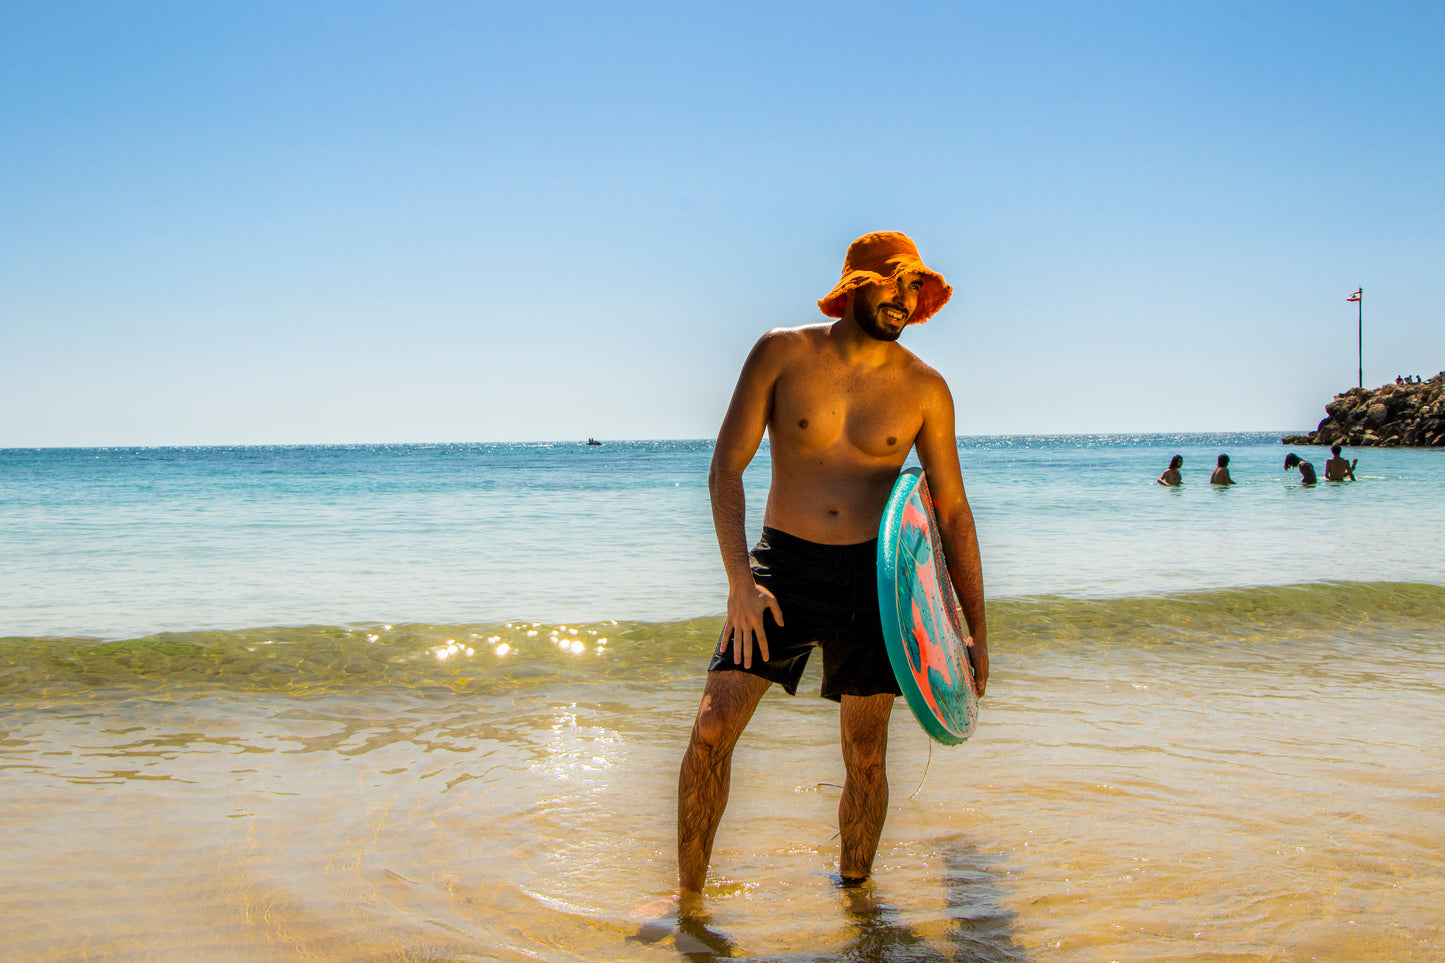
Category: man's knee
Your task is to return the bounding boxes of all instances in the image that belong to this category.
[840,694,893,775]
[688,707,734,760]
[842,738,888,780]
[687,670,766,759]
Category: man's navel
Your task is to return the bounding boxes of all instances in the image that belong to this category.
[799,419,808,429]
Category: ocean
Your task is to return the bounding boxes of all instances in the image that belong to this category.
[2,436,1442,961]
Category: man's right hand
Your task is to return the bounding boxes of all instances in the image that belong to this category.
[719,580,783,669]
[965,637,989,698]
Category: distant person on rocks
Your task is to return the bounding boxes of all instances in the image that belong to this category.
[1325,445,1357,482]
[1210,454,1235,486]
[1284,452,1317,485]
[1157,455,1183,486]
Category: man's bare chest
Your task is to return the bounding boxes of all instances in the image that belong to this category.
[770,368,921,459]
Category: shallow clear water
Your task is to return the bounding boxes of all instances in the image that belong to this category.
[2,438,1443,961]
[3,436,1442,638]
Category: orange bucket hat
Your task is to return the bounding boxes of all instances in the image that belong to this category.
[817,231,953,325]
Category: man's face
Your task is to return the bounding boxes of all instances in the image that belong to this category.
[851,272,924,342]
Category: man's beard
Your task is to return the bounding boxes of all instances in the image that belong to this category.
[855,299,906,342]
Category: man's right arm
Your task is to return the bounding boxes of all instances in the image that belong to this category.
[709,331,787,669]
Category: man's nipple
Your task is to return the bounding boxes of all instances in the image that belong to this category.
[887,436,897,447]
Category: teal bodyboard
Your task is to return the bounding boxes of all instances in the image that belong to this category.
[876,468,979,745]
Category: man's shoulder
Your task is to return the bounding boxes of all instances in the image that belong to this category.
[745,323,833,369]
[886,344,950,404]
[894,343,945,380]
[758,322,831,347]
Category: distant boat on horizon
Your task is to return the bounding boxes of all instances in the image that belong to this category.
[587,438,603,446]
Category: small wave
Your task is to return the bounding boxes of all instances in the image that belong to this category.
[3,581,1441,700]
[0,617,725,701]
[990,580,1445,649]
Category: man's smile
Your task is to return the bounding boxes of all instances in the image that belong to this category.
[880,304,908,323]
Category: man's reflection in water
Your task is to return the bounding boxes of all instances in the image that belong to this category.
[939,844,1024,963]
[838,842,1024,963]
[629,904,741,963]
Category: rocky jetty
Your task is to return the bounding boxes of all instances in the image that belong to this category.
[1282,372,1445,447]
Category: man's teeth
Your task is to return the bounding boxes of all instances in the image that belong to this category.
[882,307,905,321]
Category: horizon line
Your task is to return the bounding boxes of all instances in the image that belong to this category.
[1,429,1312,452]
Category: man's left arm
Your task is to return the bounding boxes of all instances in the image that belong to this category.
[913,376,988,697]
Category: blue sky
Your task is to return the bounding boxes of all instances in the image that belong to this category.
[3,1,1442,445]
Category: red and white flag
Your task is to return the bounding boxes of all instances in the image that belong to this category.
[1347,289,1362,302]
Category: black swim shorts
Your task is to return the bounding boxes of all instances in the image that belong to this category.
[708,526,902,702]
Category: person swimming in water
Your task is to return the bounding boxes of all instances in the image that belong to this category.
[1157,455,1183,486]
[1210,454,1235,486]
[1284,452,1317,485]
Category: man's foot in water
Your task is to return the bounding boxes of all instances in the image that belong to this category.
[628,896,682,944]
[627,896,738,958]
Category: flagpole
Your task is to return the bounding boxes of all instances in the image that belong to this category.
[1357,288,1363,388]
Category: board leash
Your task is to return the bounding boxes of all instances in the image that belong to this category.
[907,739,933,800]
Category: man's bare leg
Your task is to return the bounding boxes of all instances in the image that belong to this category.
[838,693,894,882]
[677,669,771,900]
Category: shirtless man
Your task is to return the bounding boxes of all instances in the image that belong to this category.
[1209,454,1235,486]
[1324,445,1357,482]
[1157,455,1183,486]
[676,232,988,903]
